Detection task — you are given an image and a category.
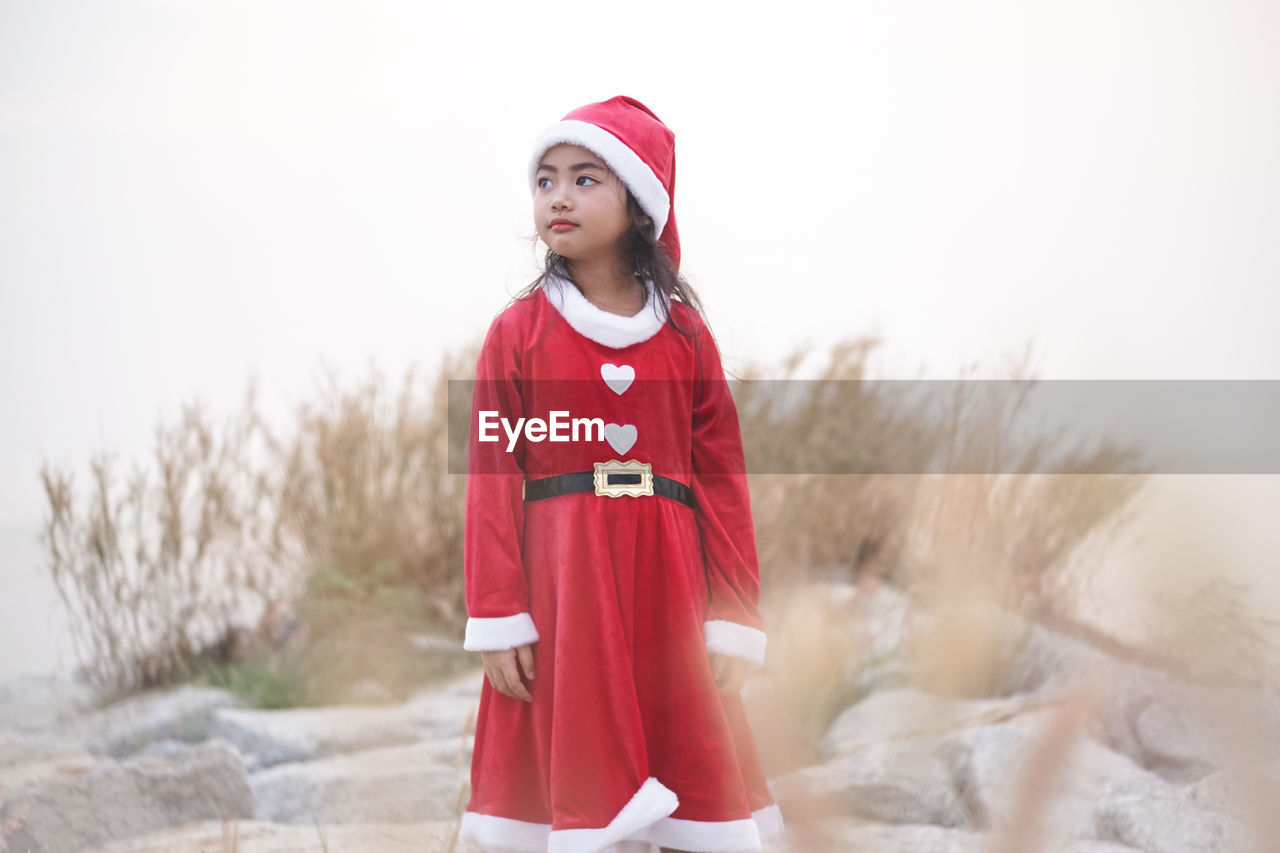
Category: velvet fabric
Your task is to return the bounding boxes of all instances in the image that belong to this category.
[460,276,779,852]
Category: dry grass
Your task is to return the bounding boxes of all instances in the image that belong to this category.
[270,353,473,627]
[38,350,473,703]
[33,333,1280,850]
[736,338,1147,598]
[39,382,289,699]
[36,332,1145,705]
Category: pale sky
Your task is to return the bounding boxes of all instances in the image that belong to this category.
[3,0,1278,529]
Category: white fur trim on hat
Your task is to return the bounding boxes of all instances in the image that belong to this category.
[463,612,540,651]
[542,270,667,349]
[704,619,768,668]
[530,119,670,239]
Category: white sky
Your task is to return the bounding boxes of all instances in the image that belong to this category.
[2,0,1278,528]
[2,0,1279,679]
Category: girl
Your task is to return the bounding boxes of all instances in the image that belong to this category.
[459,95,782,853]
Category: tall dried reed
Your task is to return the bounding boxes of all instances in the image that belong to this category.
[39,382,290,699]
[267,353,471,622]
[35,334,1147,712]
[38,348,474,702]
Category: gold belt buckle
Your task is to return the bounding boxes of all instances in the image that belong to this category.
[593,459,654,498]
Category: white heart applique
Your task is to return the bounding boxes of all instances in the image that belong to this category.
[600,363,635,395]
[603,423,638,455]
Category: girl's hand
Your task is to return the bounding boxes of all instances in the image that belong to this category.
[708,652,749,695]
[481,644,536,702]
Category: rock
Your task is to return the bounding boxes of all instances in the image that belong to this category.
[210,685,476,771]
[1000,621,1115,699]
[0,738,252,853]
[131,738,198,761]
[0,731,98,793]
[1130,690,1227,783]
[1186,763,1280,843]
[931,706,1166,842]
[782,580,914,699]
[823,687,1033,758]
[0,730,86,765]
[30,581,1280,853]
[251,739,469,824]
[1083,662,1280,784]
[1053,841,1143,852]
[1000,619,1280,784]
[1096,788,1260,853]
[773,740,969,828]
[84,818,458,852]
[0,675,239,760]
[68,685,239,758]
[794,814,1142,852]
[831,580,914,696]
[780,815,984,853]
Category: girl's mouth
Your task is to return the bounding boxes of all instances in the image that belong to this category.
[551,223,577,232]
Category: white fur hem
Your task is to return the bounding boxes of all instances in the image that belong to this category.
[548,777,679,852]
[460,800,784,852]
[529,119,670,238]
[459,811,548,852]
[704,620,767,668]
[460,776,678,853]
[463,612,540,651]
[751,803,785,841]
[631,812,758,851]
[542,270,667,349]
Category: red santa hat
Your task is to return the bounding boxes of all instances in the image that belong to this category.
[529,95,682,271]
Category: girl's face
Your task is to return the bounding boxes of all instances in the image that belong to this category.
[534,143,631,267]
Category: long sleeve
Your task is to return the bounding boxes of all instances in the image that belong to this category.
[690,323,767,668]
[462,311,540,652]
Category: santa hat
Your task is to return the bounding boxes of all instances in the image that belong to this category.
[529,95,681,271]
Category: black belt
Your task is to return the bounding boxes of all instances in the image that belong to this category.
[524,470,695,509]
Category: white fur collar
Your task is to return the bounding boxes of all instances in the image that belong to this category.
[541,270,667,349]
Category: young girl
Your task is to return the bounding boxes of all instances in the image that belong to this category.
[459,95,782,853]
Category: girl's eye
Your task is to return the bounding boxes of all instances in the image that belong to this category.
[577,175,598,186]
[537,177,552,190]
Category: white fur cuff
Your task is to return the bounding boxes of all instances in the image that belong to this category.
[704,620,767,668]
[464,612,540,651]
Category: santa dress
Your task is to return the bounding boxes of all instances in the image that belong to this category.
[458,270,783,853]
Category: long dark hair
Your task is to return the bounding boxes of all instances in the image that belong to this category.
[512,190,709,340]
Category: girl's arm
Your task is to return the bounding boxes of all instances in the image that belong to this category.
[690,321,767,669]
[462,311,539,652]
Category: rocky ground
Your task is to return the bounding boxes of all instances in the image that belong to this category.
[3,581,1279,852]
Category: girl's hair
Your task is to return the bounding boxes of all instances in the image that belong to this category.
[511,189,708,340]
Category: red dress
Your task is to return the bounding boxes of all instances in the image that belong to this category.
[459,271,782,853]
